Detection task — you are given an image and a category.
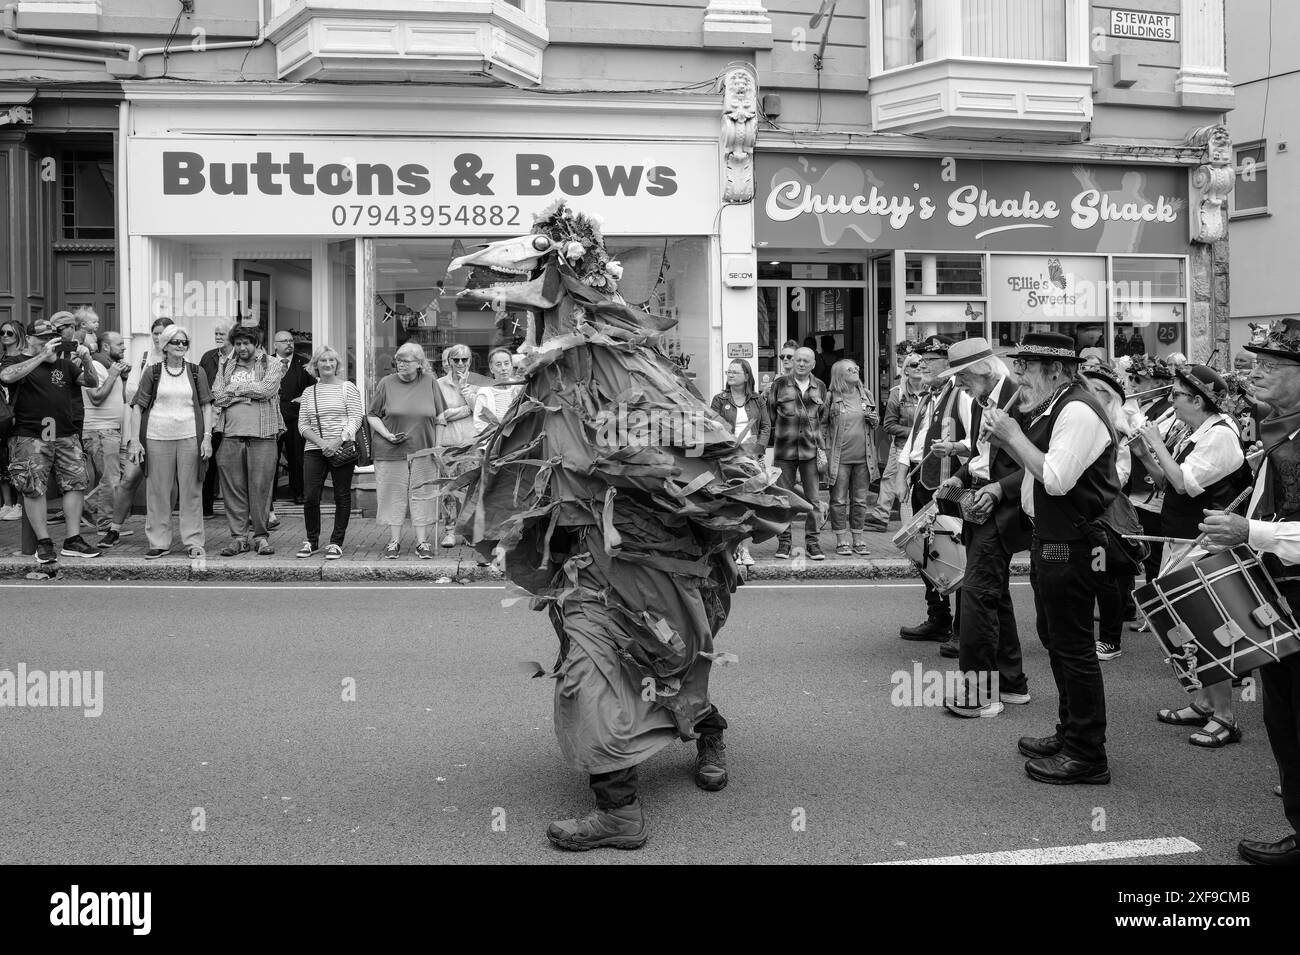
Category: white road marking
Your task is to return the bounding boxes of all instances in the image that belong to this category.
[872,836,1201,866]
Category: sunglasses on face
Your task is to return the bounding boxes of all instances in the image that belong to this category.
[0,329,16,338]
[780,353,795,360]
[171,339,190,347]
[450,357,470,363]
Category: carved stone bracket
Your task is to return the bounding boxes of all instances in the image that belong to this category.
[721,63,758,205]
[1185,123,1234,244]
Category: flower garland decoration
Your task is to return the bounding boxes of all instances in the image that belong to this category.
[1126,353,1175,381]
[1251,318,1300,353]
[531,200,623,292]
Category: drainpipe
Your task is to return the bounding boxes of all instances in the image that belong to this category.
[0,45,105,64]
[134,0,266,62]
[3,4,135,59]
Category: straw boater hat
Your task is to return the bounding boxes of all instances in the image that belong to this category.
[1082,362,1127,400]
[1003,331,1079,362]
[1245,318,1300,363]
[934,337,1004,379]
[1175,364,1228,411]
[915,334,956,358]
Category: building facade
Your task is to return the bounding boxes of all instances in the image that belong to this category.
[2,0,1236,413]
[1226,0,1294,358]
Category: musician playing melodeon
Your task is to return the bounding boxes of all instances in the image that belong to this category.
[894,335,972,653]
[1199,319,1300,866]
[1132,365,1249,748]
[981,333,1117,785]
[933,338,1030,718]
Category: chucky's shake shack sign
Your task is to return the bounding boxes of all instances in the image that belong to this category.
[757,154,1188,254]
[126,138,718,237]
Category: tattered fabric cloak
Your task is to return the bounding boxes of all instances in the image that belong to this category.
[453,262,807,773]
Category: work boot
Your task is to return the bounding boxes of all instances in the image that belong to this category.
[938,635,960,658]
[694,733,728,791]
[900,617,951,640]
[546,800,647,851]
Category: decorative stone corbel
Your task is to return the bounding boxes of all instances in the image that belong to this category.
[721,63,758,204]
[0,106,34,126]
[1185,123,1234,244]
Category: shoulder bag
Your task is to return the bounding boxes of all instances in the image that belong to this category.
[313,386,359,466]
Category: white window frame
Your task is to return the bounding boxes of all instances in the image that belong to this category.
[270,0,545,24]
[869,0,1089,77]
[1230,140,1269,219]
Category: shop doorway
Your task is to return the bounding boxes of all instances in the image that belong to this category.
[233,258,313,361]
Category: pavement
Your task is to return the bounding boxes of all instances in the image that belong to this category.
[0,493,1027,582]
[0,580,1279,865]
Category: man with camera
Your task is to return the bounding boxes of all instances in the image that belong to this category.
[0,318,101,561]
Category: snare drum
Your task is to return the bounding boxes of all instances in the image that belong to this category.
[892,499,965,594]
[1135,544,1300,692]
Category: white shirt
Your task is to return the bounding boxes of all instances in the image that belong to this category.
[1168,413,1244,498]
[733,403,750,442]
[968,375,1008,482]
[1020,389,1112,521]
[897,384,973,467]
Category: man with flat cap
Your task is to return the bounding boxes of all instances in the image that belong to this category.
[935,337,1029,717]
[982,332,1118,784]
[894,335,971,648]
[1200,319,1300,864]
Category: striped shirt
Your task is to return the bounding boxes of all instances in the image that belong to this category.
[473,383,522,435]
[298,380,364,452]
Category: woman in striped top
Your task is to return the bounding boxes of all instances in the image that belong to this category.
[474,347,522,435]
[297,346,364,559]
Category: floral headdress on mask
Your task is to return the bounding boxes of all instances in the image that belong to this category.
[532,200,624,292]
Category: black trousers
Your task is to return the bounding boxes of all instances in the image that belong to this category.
[202,432,223,515]
[1262,654,1300,836]
[279,408,305,500]
[1094,572,1135,648]
[958,518,1027,697]
[1030,538,1108,764]
[588,706,728,809]
[302,449,355,548]
[911,483,953,626]
[1137,507,1163,580]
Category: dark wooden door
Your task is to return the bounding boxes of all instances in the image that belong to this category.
[55,245,115,329]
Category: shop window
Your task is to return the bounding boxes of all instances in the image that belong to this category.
[1232,141,1268,218]
[1111,257,1188,362]
[902,253,986,347]
[60,151,114,241]
[372,234,707,388]
[904,253,983,296]
[988,253,1105,355]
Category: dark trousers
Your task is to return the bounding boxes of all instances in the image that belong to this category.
[279,408,305,500]
[911,483,953,626]
[1095,572,1135,648]
[1261,654,1300,836]
[1030,538,1108,764]
[1138,507,1163,580]
[202,432,223,515]
[302,449,355,548]
[776,457,820,545]
[588,706,728,809]
[958,518,1027,696]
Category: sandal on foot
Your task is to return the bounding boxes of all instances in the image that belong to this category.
[1189,716,1242,748]
[835,543,852,556]
[1157,702,1213,726]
